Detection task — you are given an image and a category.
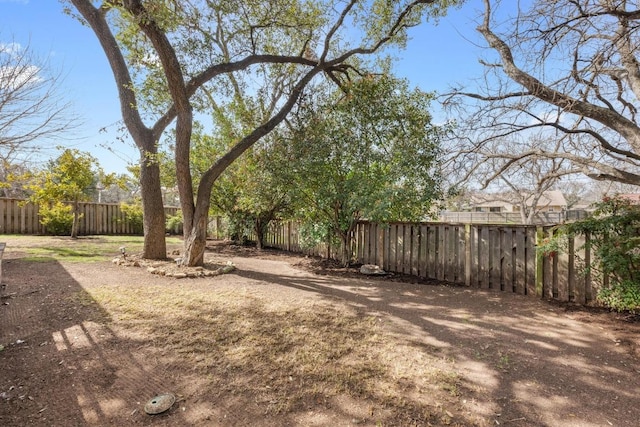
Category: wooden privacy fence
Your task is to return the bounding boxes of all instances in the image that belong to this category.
[265,221,599,306]
[0,198,181,236]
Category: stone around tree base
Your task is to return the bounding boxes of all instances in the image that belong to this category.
[113,254,235,278]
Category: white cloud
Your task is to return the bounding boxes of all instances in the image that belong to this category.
[0,64,42,91]
[0,42,24,57]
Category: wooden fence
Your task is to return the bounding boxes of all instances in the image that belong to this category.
[265,221,599,306]
[0,198,181,235]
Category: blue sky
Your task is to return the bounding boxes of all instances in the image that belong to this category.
[1,0,495,174]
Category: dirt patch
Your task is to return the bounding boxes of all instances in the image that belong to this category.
[1,238,639,426]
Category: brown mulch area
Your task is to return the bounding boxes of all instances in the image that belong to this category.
[1,240,639,426]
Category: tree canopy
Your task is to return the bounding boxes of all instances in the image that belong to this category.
[283,75,445,265]
[444,0,640,189]
[68,0,464,266]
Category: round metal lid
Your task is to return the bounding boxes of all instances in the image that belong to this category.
[144,393,176,415]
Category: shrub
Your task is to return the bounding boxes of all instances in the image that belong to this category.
[39,202,74,235]
[166,210,183,234]
[120,202,144,234]
[227,212,254,244]
[298,221,330,251]
[552,197,640,312]
[598,280,640,313]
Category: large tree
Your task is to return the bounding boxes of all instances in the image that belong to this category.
[67,0,462,266]
[284,75,444,266]
[444,0,640,190]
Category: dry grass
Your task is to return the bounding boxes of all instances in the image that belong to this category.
[84,283,467,425]
[2,235,478,425]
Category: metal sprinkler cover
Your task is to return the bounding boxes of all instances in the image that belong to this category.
[144,393,176,415]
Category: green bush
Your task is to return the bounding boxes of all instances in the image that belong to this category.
[39,202,74,235]
[598,280,640,313]
[298,221,329,251]
[227,212,253,244]
[554,197,640,312]
[166,210,183,234]
[120,202,144,234]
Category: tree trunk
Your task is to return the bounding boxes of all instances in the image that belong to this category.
[67,0,169,260]
[140,159,167,259]
[71,199,79,239]
[255,217,266,250]
[339,232,352,268]
[180,200,209,266]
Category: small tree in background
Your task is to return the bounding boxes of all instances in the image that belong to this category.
[26,148,115,237]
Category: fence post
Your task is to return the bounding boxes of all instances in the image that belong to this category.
[535,226,544,297]
[464,224,471,286]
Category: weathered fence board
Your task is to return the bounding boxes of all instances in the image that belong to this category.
[264,220,602,307]
[0,198,182,236]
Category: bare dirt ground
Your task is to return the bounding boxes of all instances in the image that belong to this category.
[1,238,639,426]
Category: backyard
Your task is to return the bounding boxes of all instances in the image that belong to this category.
[0,235,639,426]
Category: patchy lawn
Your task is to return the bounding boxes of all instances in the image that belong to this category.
[0,236,639,426]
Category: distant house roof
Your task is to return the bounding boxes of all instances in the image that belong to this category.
[465,194,513,210]
[526,190,567,208]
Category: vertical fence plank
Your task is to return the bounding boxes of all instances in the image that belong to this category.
[479,226,490,288]
[411,225,420,277]
[464,224,471,286]
[557,234,570,302]
[584,232,594,303]
[572,235,586,305]
[398,224,406,274]
[419,224,428,278]
[389,224,397,273]
[526,227,537,297]
[469,225,479,287]
[458,225,466,283]
[502,227,513,292]
[444,225,453,282]
[435,225,444,281]
[403,224,412,275]
[515,228,526,295]
[373,223,379,265]
[376,224,384,269]
[358,223,366,264]
[427,225,436,279]
[489,227,501,290]
[0,199,6,233]
[12,200,20,233]
[535,227,544,297]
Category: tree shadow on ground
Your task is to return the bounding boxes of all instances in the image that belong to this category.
[2,244,639,427]
[0,257,191,426]
[231,258,640,427]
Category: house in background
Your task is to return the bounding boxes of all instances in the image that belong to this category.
[441,190,570,224]
[470,199,513,213]
[513,189,568,213]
